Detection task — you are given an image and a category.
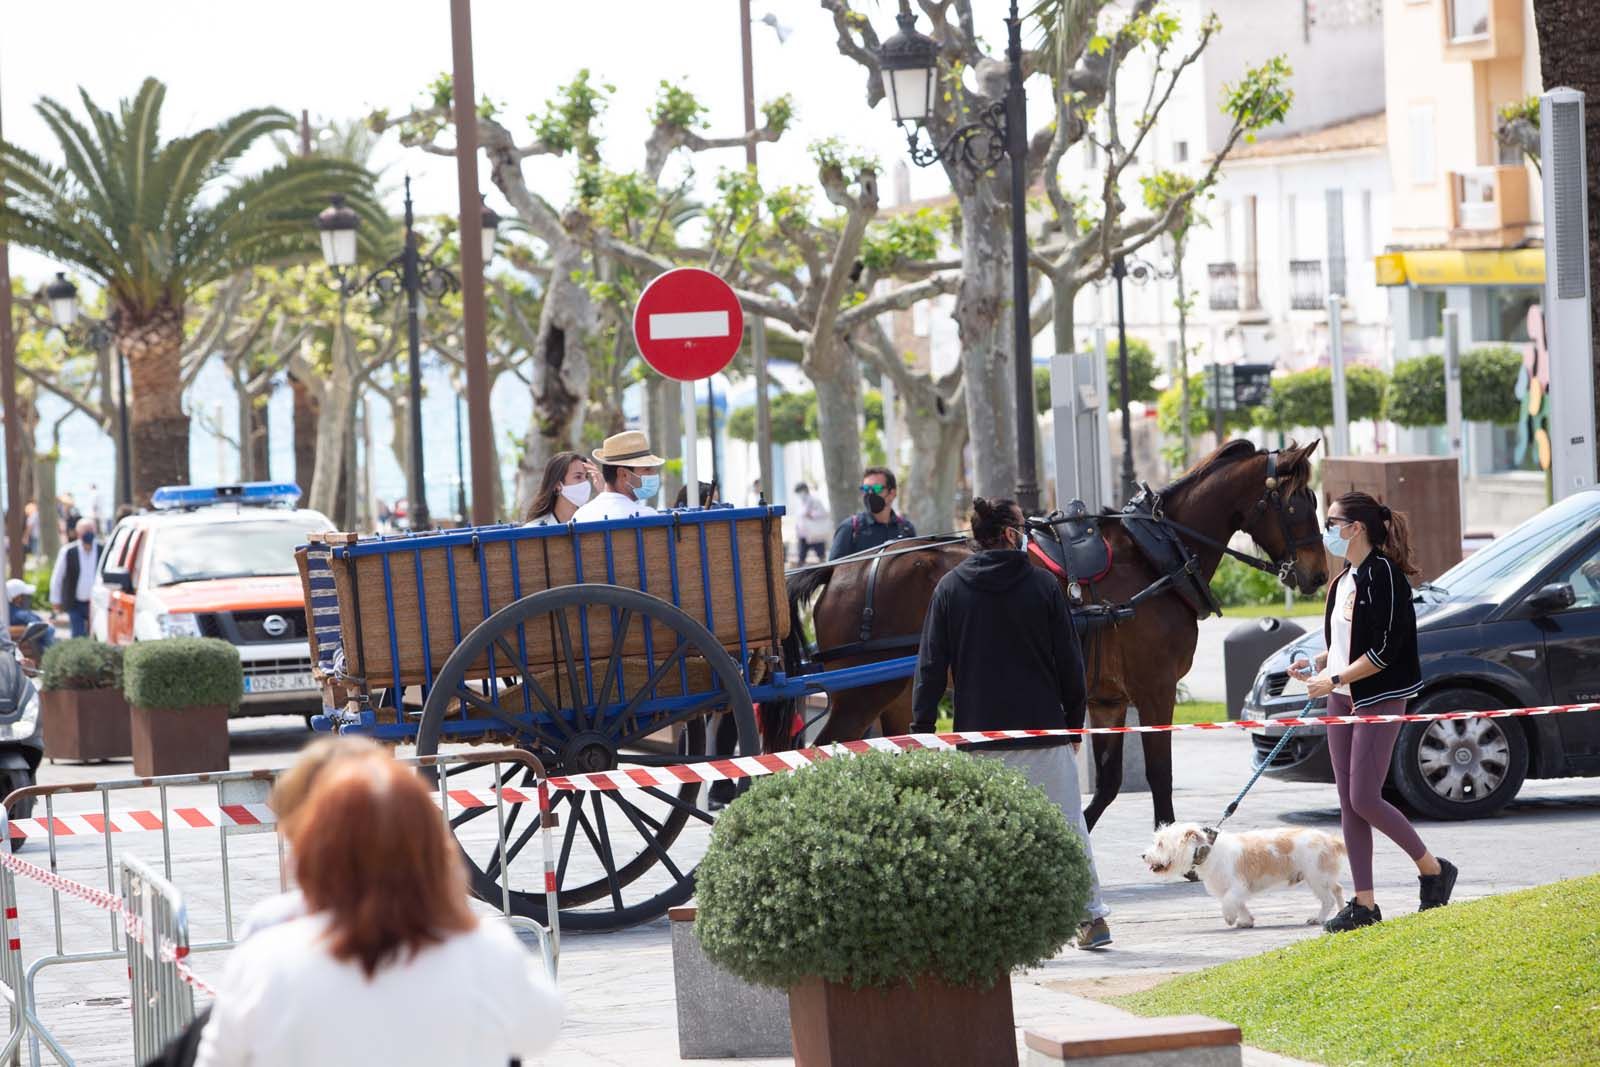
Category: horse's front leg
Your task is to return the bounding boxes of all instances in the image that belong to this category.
[1139,721,1177,829]
[1082,701,1126,832]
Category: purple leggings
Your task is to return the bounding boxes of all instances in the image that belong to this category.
[1326,693,1429,893]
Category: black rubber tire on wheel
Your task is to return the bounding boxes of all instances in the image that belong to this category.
[1390,687,1528,821]
[415,583,757,932]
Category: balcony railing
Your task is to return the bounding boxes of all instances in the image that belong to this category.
[1289,260,1325,310]
[1207,262,1259,312]
[1448,165,1532,241]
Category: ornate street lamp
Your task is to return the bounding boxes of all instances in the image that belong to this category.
[1098,255,1177,501]
[316,179,499,531]
[35,273,129,508]
[878,1,1038,512]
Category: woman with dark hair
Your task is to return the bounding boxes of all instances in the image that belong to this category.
[1290,491,1458,933]
[524,450,596,526]
[911,498,1112,949]
[195,757,562,1065]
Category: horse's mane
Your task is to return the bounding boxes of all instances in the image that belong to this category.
[1160,439,1314,505]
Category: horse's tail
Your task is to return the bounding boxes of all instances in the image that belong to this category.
[760,566,834,752]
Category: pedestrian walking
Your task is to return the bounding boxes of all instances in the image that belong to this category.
[1290,492,1458,933]
[524,451,597,526]
[22,502,38,557]
[194,755,562,1066]
[791,482,831,563]
[48,518,99,637]
[910,497,1113,950]
[828,466,916,560]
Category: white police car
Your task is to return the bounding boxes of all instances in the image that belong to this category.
[90,483,333,717]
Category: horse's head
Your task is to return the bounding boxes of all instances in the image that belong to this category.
[1240,440,1326,596]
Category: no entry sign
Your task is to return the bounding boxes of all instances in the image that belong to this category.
[632,268,744,381]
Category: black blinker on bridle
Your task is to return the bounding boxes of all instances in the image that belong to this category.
[1249,451,1319,584]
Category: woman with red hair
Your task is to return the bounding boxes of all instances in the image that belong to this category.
[195,755,562,1066]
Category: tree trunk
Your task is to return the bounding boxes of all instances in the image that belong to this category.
[247,388,271,484]
[235,380,256,483]
[514,244,594,514]
[806,340,865,524]
[955,193,1016,500]
[1531,3,1600,473]
[308,316,354,521]
[290,372,318,497]
[35,453,58,564]
[118,302,188,502]
[904,397,967,534]
[1175,254,1193,469]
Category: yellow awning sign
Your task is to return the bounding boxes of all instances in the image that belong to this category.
[1373,249,1545,287]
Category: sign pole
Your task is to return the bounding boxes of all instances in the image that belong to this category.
[1442,308,1466,532]
[1328,293,1349,457]
[681,381,699,506]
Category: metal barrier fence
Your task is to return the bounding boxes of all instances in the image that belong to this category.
[0,748,556,1066]
[121,856,193,1064]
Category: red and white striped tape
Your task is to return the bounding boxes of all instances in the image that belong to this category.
[543,701,1600,792]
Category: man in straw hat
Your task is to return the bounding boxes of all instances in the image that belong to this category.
[573,430,668,522]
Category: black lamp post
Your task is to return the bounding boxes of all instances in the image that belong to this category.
[317,180,498,531]
[1099,255,1175,502]
[878,0,1040,514]
[39,273,128,509]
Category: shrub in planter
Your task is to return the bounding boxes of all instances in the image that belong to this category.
[39,638,130,762]
[123,638,242,776]
[696,749,1090,1066]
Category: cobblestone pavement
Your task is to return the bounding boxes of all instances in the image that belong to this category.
[10,715,1598,1065]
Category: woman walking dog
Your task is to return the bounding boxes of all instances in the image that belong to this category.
[1291,492,1458,933]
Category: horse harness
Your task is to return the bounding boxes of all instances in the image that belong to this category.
[805,537,966,664]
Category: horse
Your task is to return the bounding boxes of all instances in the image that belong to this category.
[765,440,1328,830]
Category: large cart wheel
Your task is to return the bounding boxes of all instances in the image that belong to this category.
[415,584,757,932]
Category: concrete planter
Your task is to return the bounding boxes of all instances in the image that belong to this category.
[788,972,1016,1067]
[669,906,791,1059]
[131,705,230,777]
[41,688,132,762]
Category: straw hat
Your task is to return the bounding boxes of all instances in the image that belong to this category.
[591,429,666,467]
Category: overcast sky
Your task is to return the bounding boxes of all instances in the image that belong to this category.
[2,0,1053,285]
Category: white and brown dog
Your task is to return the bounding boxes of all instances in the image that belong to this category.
[1142,822,1347,928]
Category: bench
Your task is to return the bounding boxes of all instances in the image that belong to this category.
[669,905,792,1059]
[1025,1015,1241,1067]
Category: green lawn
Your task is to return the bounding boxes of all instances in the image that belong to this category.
[1116,874,1600,1067]
[1172,700,1225,724]
[1220,601,1323,619]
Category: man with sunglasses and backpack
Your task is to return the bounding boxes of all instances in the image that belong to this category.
[828,467,917,560]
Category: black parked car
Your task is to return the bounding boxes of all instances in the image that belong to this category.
[1244,489,1600,820]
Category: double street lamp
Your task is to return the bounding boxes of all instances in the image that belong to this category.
[38,273,130,510]
[1105,254,1176,501]
[877,1,1040,514]
[316,178,499,530]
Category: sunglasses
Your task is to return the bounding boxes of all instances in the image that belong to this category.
[1323,517,1355,532]
[860,484,889,495]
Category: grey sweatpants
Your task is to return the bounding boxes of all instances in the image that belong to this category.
[971,744,1110,921]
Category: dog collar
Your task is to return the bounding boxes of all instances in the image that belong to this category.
[1185,826,1221,877]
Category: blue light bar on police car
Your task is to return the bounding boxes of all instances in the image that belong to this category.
[150,482,303,510]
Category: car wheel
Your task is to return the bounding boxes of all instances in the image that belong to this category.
[1391,688,1528,821]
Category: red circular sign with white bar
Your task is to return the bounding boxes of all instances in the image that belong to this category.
[632,268,745,381]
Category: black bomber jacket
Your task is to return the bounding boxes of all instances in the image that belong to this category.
[1323,550,1424,710]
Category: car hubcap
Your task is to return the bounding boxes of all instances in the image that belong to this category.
[1416,717,1508,802]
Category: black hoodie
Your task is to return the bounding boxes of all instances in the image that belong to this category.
[910,549,1086,744]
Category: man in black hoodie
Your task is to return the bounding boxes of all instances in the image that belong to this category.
[911,497,1112,949]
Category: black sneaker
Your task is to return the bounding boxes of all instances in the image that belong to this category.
[1419,858,1458,911]
[1323,899,1382,934]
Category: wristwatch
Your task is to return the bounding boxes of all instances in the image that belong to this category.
[1331,673,1343,687]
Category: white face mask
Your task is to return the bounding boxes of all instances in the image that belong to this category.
[560,481,593,507]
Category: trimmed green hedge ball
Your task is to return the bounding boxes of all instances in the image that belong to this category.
[39,638,123,691]
[695,748,1090,991]
[123,638,243,712]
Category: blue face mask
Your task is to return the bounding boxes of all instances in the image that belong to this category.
[1322,526,1350,558]
[632,474,661,502]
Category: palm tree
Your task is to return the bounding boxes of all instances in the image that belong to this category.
[0,78,373,499]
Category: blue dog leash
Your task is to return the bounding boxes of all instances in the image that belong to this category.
[1214,647,1321,830]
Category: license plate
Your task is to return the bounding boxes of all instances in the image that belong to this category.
[243,673,316,694]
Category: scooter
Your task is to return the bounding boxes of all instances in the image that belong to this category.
[0,622,51,822]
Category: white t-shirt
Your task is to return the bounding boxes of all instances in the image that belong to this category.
[523,512,561,527]
[1326,572,1357,696]
[194,915,562,1067]
[572,491,658,522]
